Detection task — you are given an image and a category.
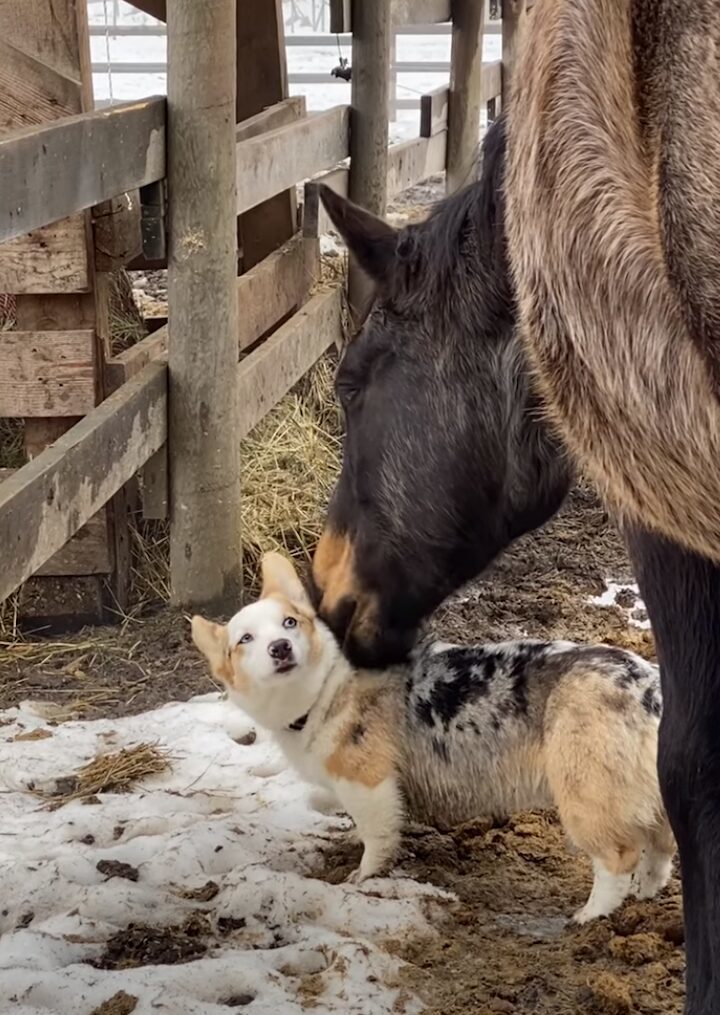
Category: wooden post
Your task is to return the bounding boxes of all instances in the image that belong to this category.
[167,0,242,612]
[348,0,392,321]
[446,0,485,194]
[501,0,523,99]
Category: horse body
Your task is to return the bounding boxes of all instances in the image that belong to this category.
[506,0,720,562]
[506,2,720,1010]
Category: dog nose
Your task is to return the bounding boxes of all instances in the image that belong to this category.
[268,639,292,661]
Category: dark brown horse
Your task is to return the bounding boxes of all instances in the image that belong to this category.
[313,115,571,668]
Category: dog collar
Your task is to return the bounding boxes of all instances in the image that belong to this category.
[287,712,309,733]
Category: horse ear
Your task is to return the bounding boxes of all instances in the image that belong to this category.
[318,184,397,284]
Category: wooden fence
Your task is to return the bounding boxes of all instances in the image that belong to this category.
[0,0,518,623]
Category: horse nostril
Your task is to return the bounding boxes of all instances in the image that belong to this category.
[268,639,292,661]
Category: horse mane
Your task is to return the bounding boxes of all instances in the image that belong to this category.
[396,114,513,324]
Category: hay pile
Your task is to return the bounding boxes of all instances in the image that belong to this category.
[38,742,172,808]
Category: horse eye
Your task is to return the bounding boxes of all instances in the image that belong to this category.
[283,617,297,629]
[239,633,253,644]
[338,383,358,405]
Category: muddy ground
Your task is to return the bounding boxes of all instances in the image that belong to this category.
[0,484,683,1014]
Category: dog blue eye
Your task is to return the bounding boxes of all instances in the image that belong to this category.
[283,617,297,629]
[239,633,253,644]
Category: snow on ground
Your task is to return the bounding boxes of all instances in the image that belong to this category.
[0,695,448,1014]
[588,581,651,631]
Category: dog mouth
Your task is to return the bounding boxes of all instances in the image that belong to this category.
[274,661,296,675]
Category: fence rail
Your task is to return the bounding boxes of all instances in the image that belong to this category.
[0,98,165,244]
[88,21,501,116]
[0,361,167,603]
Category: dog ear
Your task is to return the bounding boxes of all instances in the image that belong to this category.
[260,552,314,612]
[191,616,231,680]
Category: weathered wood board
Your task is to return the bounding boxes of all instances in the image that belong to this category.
[0,330,95,417]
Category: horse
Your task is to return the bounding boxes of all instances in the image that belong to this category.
[506,2,720,1011]
[312,114,571,669]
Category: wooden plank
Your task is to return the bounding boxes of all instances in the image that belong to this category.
[92,193,143,271]
[502,1,524,96]
[483,59,502,100]
[329,0,352,33]
[0,39,80,131]
[0,217,90,293]
[304,170,349,239]
[139,446,168,520]
[446,0,485,193]
[104,331,169,524]
[0,330,96,417]
[108,232,319,385]
[420,86,449,138]
[167,0,242,612]
[125,0,166,19]
[237,0,297,272]
[0,98,166,243]
[236,96,306,144]
[236,106,350,215]
[238,232,318,350]
[237,288,343,438]
[0,361,167,602]
[105,328,168,392]
[348,0,392,320]
[3,1,84,81]
[392,0,451,25]
[0,470,111,575]
[386,131,447,197]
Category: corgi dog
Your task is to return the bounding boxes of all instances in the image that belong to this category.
[191,552,674,923]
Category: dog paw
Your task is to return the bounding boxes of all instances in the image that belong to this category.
[344,867,365,885]
[572,905,597,925]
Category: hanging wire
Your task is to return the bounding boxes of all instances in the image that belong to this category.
[102,0,114,104]
[331,32,351,80]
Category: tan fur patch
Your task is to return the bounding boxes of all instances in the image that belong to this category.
[313,530,359,607]
[192,615,250,693]
[544,671,670,870]
[312,529,380,643]
[324,681,399,788]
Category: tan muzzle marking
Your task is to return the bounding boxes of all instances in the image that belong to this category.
[313,529,379,639]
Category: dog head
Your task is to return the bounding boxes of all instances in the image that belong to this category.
[192,552,337,729]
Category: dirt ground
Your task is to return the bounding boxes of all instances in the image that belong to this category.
[0,484,683,1013]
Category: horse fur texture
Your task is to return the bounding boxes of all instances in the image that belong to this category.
[506,0,720,563]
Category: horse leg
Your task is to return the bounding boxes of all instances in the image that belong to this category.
[625,525,720,1013]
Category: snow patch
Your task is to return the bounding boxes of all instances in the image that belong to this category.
[588,580,651,630]
[0,696,448,1013]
